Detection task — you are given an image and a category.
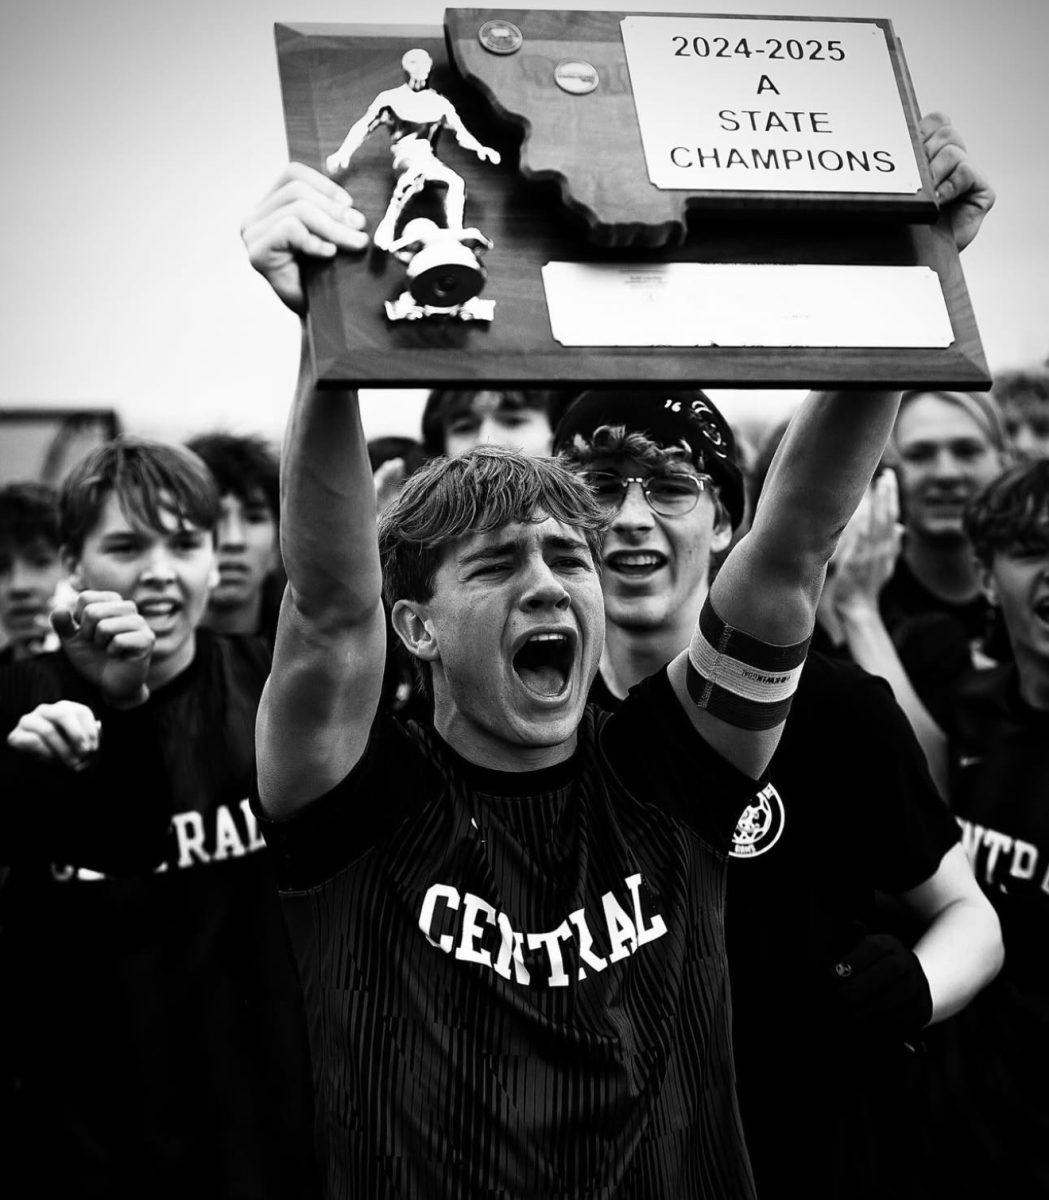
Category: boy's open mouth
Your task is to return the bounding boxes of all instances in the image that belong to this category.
[512,631,574,697]
[137,598,183,627]
[606,550,667,579]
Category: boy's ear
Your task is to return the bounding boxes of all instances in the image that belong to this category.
[390,599,439,663]
[711,504,734,555]
[202,534,220,592]
[61,545,83,591]
[977,560,999,608]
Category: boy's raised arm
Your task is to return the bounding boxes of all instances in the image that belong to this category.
[242,166,382,818]
[668,388,902,779]
[668,112,993,780]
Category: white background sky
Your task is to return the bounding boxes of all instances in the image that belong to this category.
[1,0,1046,448]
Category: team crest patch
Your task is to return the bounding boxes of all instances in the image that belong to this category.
[730,782,785,859]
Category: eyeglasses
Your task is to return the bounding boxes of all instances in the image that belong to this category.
[581,471,713,516]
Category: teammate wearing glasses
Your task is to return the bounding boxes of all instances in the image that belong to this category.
[554,391,743,710]
[554,390,1002,1200]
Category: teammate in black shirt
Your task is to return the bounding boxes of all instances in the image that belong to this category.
[0,438,316,1200]
[242,159,942,1198]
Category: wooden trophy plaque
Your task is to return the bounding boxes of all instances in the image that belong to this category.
[275,9,990,390]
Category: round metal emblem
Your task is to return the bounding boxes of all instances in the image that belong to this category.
[554,59,599,95]
[730,782,786,860]
[478,20,523,55]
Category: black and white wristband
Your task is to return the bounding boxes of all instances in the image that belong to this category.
[686,596,810,731]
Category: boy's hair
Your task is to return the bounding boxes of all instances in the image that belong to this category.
[894,389,1008,453]
[378,445,608,606]
[184,432,279,517]
[421,389,574,456]
[964,459,1049,567]
[378,446,607,702]
[558,424,693,474]
[0,482,60,554]
[60,437,220,554]
[993,369,1049,413]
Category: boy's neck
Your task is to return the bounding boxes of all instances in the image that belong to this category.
[903,536,982,604]
[204,592,263,636]
[145,632,198,691]
[601,617,692,698]
[438,717,578,773]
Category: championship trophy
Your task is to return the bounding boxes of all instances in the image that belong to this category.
[274,10,990,389]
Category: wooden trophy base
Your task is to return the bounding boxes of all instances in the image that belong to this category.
[275,12,989,390]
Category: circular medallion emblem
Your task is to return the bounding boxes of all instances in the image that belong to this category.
[478,20,523,55]
[554,59,599,95]
[730,782,786,859]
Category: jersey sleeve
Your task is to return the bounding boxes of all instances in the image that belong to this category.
[600,666,763,853]
[252,714,439,892]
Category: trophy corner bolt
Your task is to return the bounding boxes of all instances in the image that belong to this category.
[325,46,501,324]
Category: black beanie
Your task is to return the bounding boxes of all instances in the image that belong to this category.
[553,389,745,530]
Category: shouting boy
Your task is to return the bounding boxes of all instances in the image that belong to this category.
[239,152,957,1197]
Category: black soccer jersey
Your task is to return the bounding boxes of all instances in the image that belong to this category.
[880,555,991,647]
[912,664,1049,1197]
[593,652,960,1200]
[0,632,317,1200]
[258,668,759,1200]
[724,653,958,1200]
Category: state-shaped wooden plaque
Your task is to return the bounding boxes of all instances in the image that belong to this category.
[274,11,990,390]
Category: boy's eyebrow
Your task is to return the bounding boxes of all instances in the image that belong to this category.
[458,532,590,568]
[545,533,590,554]
[98,529,144,542]
[457,540,518,567]
[98,521,209,543]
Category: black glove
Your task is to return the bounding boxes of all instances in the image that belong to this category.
[832,932,933,1041]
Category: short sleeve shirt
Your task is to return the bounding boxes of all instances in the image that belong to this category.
[258,668,759,1200]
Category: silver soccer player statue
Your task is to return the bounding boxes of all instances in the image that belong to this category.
[326,48,501,322]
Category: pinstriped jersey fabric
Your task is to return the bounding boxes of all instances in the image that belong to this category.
[261,669,757,1199]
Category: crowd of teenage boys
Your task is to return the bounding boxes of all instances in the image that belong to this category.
[0,111,1047,1199]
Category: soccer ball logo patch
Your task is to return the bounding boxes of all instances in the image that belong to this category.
[730,782,785,859]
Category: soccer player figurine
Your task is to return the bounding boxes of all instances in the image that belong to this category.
[326,47,501,320]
